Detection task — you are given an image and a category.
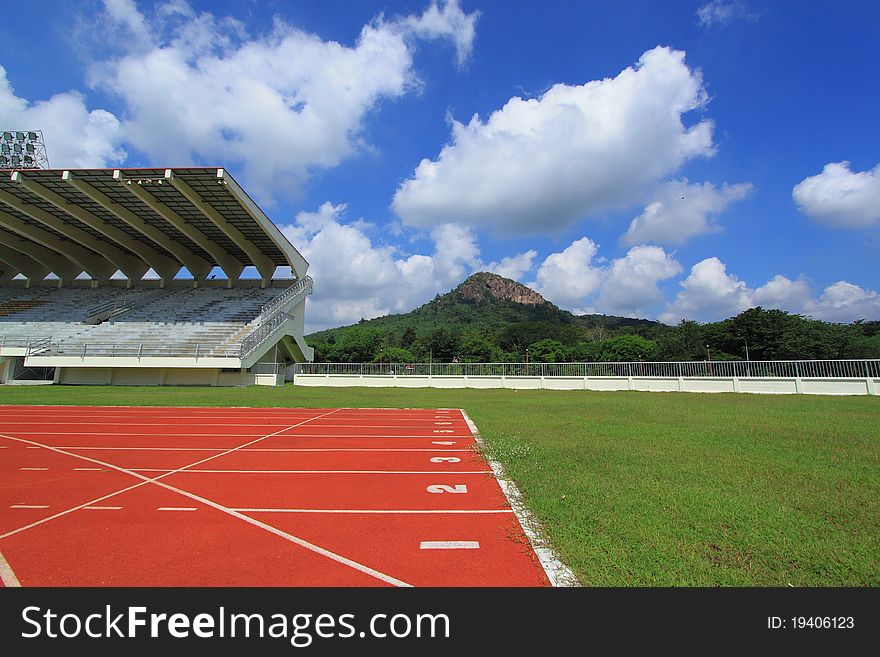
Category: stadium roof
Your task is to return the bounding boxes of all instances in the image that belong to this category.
[0,167,308,285]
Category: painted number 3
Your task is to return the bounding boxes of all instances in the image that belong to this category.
[426,484,468,494]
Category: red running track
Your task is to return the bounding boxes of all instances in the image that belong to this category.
[0,405,550,587]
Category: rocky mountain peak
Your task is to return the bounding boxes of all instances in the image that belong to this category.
[453,272,546,306]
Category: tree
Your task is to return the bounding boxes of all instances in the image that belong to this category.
[598,334,656,361]
[567,341,602,362]
[654,320,705,361]
[372,347,415,363]
[527,339,567,363]
[331,327,384,362]
[426,327,459,361]
[459,335,498,362]
[400,326,417,348]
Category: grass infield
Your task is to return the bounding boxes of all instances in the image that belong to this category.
[0,384,876,586]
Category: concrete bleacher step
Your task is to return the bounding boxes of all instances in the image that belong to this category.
[1,285,286,357]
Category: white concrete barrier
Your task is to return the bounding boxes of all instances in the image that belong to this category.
[293,373,879,396]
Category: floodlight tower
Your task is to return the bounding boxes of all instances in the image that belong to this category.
[0,130,50,170]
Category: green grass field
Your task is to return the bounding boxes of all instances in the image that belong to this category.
[1,384,877,586]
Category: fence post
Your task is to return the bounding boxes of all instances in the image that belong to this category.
[627,362,633,391]
[865,360,877,396]
[794,360,802,394]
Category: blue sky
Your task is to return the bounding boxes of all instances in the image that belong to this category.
[1,0,878,331]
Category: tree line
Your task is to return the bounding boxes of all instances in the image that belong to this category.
[307,307,880,363]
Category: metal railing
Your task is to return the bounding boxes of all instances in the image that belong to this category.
[31,341,242,359]
[295,360,880,379]
[258,276,314,319]
[239,277,314,358]
[85,298,135,321]
[1,335,48,350]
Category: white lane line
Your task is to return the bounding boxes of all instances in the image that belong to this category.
[234,508,514,514]
[133,469,492,475]
[0,412,413,588]
[420,541,480,550]
[279,434,472,439]
[82,506,122,511]
[73,468,103,471]
[11,432,264,437]
[0,422,293,427]
[157,507,197,511]
[20,467,48,471]
[10,505,49,509]
[11,432,471,439]
[0,410,339,540]
[0,548,21,587]
[61,447,470,453]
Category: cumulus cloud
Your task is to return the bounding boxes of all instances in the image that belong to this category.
[531,238,604,308]
[485,250,537,280]
[0,65,125,168]
[659,257,752,323]
[696,1,758,27]
[661,259,880,324]
[792,161,880,229]
[392,46,715,233]
[87,0,478,200]
[622,179,752,246]
[597,246,682,316]
[753,274,812,313]
[529,239,681,317]
[402,0,479,67]
[280,205,493,332]
[803,282,880,323]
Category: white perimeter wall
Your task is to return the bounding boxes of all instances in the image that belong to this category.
[293,374,880,396]
[56,367,282,387]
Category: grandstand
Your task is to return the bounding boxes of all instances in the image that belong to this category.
[0,167,313,386]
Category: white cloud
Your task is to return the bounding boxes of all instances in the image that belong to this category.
[531,238,603,308]
[392,46,714,233]
[622,179,752,246]
[597,246,682,316]
[792,161,880,229]
[661,260,880,324]
[280,205,490,332]
[753,275,812,313]
[696,1,757,27]
[485,250,537,280]
[0,65,125,168]
[402,0,479,67]
[803,282,880,323]
[660,257,752,323]
[88,0,478,200]
[530,239,681,317]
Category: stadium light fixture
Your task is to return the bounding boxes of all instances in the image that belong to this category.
[0,129,50,170]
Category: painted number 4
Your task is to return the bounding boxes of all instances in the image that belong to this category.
[426,484,468,494]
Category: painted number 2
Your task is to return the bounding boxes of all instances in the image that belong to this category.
[426,484,468,494]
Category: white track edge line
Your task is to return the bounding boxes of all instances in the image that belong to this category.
[0,548,21,587]
[460,409,579,588]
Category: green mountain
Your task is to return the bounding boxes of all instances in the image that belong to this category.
[306,272,661,362]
